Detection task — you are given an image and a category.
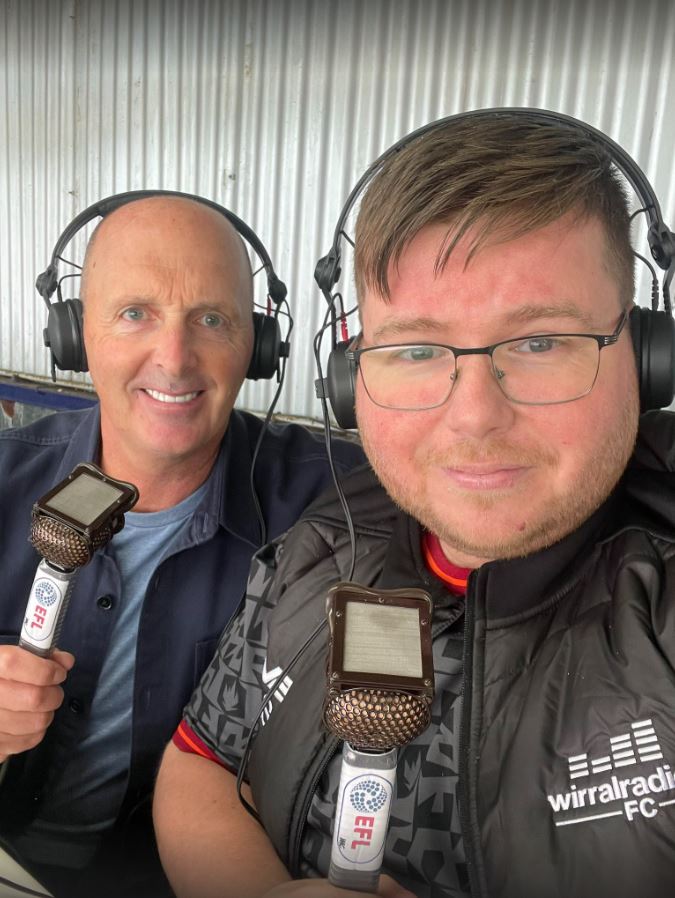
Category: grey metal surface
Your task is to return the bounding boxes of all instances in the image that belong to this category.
[1,0,673,420]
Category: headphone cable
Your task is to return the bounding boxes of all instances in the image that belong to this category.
[235,614,328,822]
[313,298,359,582]
[234,299,359,820]
[249,296,294,547]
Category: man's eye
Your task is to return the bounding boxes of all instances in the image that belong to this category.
[200,313,224,329]
[393,346,444,362]
[121,308,145,321]
[514,337,559,354]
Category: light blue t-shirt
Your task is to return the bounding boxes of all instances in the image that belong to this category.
[16,481,208,868]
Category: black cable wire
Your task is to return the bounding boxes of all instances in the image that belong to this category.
[253,299,291,320]
[313,300,359,581]
[55,272,82,301]
[629,206,652,222]
[56,254,83,271]
[235,614,329,822]
[633,251,660,312]
[235,296,361,820]
[248,296,294,547]
[629,207,664,312]
[340,230,355,249]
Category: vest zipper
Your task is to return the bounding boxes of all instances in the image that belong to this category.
[458,570,485,897]
[289,734,341,876]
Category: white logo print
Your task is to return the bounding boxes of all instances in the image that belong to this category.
[259,657,293,726]
[547,719,675,827]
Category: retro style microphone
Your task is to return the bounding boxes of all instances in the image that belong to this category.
[323,582,434,892]
[20,463,138,657]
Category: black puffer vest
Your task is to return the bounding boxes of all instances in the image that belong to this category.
[249,411,675,898]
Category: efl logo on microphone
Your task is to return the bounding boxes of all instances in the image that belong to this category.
[350,779,388,815]
[335,775,393,866]
[348,780,388,849]
[35,580,59,607]
[22,575,63,646]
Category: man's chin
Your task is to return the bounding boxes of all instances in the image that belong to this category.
[131,433,210,466]
[426,516,549,564]
[434,527,557,566]
[397,488,587,564]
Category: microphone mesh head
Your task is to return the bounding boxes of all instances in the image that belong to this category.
[30,513,113,570]
[323,688,431,752]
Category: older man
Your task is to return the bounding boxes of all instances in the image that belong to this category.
[0,195,363,897]
[154,114,675,898]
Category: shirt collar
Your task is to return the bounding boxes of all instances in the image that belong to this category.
[202,409,262,547]
[377,511,463,614]
[54,405,261,548]
[157,410,263,549]
[54,404,102,480]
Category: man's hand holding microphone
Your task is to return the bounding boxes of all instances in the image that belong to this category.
[0,646,74,763]
[0,463,137,765]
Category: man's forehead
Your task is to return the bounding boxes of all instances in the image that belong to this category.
[359,209,612,296]
[84,238,227,285]
[360,215,616,309]
[90,198,243,256]
[367,304,597,341]
[85,201,247,275]
[81,201,253,311]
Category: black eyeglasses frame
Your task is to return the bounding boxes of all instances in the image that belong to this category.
[345,312,629,409]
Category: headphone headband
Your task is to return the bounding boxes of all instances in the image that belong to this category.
[315,107,675,300]
[37,189,288,308]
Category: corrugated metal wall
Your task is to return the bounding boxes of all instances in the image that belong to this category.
[1,0,674,419]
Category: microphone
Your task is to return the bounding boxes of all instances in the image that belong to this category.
[20,463,138,657]
[323,582,434,892]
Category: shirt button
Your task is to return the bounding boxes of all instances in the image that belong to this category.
[68,698,83,714]
[97,595,114,610]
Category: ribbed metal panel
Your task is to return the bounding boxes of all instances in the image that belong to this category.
[1,0,674,420]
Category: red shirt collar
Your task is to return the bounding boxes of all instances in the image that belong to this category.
[422,531,472,596]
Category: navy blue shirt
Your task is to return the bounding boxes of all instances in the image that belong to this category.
[0,405,364,871]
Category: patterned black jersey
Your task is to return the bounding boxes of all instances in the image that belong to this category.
[184,548,470,897]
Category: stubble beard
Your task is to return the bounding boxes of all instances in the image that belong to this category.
[359,393,640,564]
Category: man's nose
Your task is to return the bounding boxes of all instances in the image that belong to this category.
[152,323,197,376]
[442,354,516,437]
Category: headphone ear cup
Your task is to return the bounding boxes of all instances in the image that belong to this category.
[630,306,675,411]
[326,340,357,429]
[43,299,88,372]
[247,312,281,380]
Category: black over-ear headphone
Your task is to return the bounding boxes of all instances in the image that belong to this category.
[36,189,290,381]
[314,108,675,428]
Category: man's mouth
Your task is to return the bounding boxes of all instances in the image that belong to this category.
[143,389,201,404]
[441,464,529,490]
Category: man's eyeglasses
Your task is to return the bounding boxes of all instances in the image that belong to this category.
[346,313,628,410]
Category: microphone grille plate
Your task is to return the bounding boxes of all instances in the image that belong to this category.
[30,514,112,570]
[323,687,431,751]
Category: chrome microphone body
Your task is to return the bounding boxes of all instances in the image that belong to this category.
[20,559,77,658]
[329,742,397,892]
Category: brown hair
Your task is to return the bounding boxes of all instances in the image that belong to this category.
[354,114,635,305]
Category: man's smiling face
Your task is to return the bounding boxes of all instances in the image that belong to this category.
[355,213,640,568]
[82,198,254,477]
